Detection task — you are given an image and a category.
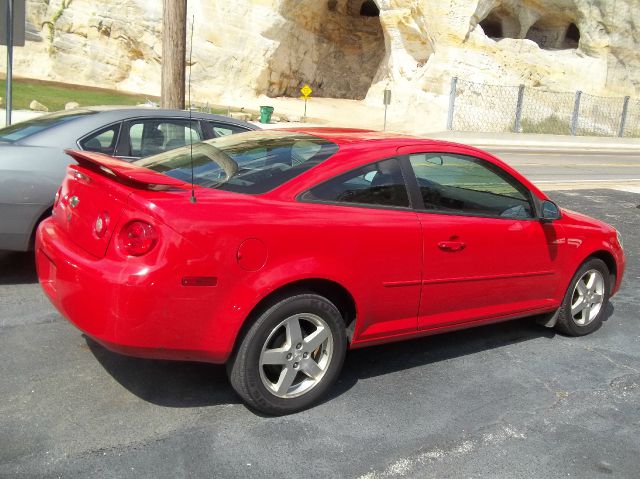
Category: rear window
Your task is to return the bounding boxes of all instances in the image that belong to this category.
[0,110,96,142]
[134,131,339,194]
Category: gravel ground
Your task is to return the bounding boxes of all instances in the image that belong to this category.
[0,189,638,478]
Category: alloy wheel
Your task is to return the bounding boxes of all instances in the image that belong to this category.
[571,269,605,326]
[258,313,333,399]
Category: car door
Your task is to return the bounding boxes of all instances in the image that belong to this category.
[398,146,564,330]
[300,157,422,341]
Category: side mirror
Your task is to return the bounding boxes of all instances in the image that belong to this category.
[541,200,561,221]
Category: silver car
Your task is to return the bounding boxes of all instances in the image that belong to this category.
[0,107,258,251]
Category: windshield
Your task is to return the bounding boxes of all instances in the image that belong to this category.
[135,130,339,194]
[0,110,96,142]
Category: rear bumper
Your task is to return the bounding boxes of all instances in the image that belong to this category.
[36,218,233,363]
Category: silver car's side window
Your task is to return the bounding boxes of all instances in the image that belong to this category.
[209,122,250,137]
[79,123,121,156]
[128,119,203,158]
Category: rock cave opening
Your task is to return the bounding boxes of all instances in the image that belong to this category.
[565,22,581,48]
[526,17,581,50]
[359,0,380,17]
[479,13,504,39]
[478,7,581,50]
[266,0,386,100]
[478,8,521,40]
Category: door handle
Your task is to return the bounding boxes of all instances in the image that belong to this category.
[438,241,466,252]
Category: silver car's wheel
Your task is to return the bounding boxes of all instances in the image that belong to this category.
[570,269,605,326]
[228,293,347,415]
[259,313,333,399]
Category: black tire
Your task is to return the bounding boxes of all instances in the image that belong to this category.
[554,258,610,336]
[227,293,347,415]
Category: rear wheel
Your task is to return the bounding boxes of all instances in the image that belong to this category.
[228,294,347,415]
[555,258,610,336]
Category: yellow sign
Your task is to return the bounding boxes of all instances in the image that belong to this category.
[300,84,313,97]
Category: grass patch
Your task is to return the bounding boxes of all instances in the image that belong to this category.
[0,77,156,111]
[520,115,571,135]
[0,77,231,115]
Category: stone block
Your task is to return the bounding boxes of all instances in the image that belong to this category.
[29,100,49,112]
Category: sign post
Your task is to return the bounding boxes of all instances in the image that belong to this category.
[383,89,391,131]
[300,84,312,120]
[1,0,26,126]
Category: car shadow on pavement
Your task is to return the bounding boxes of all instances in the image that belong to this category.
[326,306,615,403]
[0,251,38,285]
[85,337,240,408]
[85,305,614,411]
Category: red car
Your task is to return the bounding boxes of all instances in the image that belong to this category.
[36,129,625,414]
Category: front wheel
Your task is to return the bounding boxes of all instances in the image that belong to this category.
[227,294,347,415]
[554,258,610,336]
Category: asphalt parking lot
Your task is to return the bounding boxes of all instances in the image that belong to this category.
[1,188,638,478]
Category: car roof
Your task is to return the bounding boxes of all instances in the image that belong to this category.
[15,107,258,147]
[81,106,258,127]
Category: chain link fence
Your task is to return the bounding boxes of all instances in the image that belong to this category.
[624,97,640,138]
[519,88,574,135]
[447,78,639,137]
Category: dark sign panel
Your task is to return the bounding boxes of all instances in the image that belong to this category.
[0,0,26,47]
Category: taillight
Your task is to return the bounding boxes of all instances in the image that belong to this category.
[94,212,110,238]
[118,220,158,256]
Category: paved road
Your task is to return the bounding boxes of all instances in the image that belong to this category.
[1,189,639,478]
[489,149,640,191]
[426,131,640,190]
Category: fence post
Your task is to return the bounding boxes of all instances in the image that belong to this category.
[513,84,525,133]
[571,90,582,136]
[447,77,458,130]
[618,96,630,138]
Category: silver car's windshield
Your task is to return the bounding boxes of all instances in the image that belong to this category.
[0,110,96,142]
[135,131,339,194]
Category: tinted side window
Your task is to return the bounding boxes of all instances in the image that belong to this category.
[409,153,533,218]
[79,123,121,155]
[302,158,409,208]
[209,122,250,137]
[127,119,203,157]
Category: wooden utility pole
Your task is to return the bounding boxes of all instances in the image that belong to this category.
[161,0,187,109]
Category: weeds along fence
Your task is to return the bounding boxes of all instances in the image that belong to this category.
[447,78,640,138]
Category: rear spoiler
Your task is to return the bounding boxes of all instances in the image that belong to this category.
[65,149,191,190]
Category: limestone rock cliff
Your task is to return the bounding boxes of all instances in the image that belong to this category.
[3,0,639,130]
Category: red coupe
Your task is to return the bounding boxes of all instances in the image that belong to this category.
[36,129,625,414]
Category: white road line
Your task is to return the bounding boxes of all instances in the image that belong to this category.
[500,152,640,156]
[614,186,640,194]
[535,178,640,183]
[512,164,640,167]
